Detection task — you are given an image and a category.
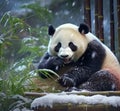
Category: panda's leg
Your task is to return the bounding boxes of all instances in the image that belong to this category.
[79,70,118,91]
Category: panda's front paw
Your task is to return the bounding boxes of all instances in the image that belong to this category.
[58,74,75,87]
[47,56,64,67]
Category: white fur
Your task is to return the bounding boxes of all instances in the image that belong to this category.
[48,23,120,86]
[56,23,78,31]
[48,23,120,68]
[58,47,73,58]
[48,24,88,61]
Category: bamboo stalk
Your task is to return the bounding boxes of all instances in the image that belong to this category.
[24,91,120,97]
[24,92,47,97]
[117,0,120,57]
[35,103,120,111]
[110,0,115,52]
[84,0,91,28]
[97,0,104,42]
[95,0,99,37]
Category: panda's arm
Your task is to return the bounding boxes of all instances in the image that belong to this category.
[58,66,92,87]
[38,52,64,78]
[82,40,106,71]
[58,40,106,87]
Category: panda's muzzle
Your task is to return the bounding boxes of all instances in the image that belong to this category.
[60,55,72,64]
[60,55,69,58]
[58,47,74,64]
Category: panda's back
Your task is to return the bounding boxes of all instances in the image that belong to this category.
[102,44,120,69]
[86,32,120,68]
[86,32,120,79]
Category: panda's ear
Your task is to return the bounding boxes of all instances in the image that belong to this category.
[48,25,55,36]
[78,23,89,34]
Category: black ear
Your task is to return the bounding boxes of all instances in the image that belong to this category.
[48,25,55,35]
[78,23,89,34]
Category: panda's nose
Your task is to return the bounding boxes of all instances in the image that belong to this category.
[60,55,68,58]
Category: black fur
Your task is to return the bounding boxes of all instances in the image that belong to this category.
[54,42,77,53]
[58,40,106,88]
[58,66,92,87]
[79,70,118,91]
[78,23,89,34]
[38,52,64,78]
[68,42,77,51]
[48,25,55,35]
[77,40,106,71]
[38,40,118,91]
[54,42,61,52]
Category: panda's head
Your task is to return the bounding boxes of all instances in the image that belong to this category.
[48,23,90,64]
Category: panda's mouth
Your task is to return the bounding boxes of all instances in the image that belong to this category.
[63,58,72,64]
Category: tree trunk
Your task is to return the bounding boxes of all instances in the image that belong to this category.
[110,0,115,52]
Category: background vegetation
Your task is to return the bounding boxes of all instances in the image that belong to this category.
[0,3,51,111]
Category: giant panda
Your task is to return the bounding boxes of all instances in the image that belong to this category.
[38,23,120,91]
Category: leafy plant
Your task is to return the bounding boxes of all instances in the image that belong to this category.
[0,13,30,72]
[22,2,53,24]
[38,69,60,79]
[0,8,51,111]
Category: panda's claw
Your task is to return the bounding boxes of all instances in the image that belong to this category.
[58,74,75,87]
[65,87,80,92]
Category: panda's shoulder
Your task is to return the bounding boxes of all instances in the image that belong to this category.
[88,40,101,46]
[88,40,105,51]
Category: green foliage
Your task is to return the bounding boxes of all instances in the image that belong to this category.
[0,59,36,110]
[19,26,48,59]
[0,3,52,110]
[0,13,30,71]
[0,12,49,72]
[22,3,53,24]
[0,63,32,95]
[38,69,60,79]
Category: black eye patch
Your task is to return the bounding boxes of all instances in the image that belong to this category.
[69,42,77,51]
[54,42,61,52]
